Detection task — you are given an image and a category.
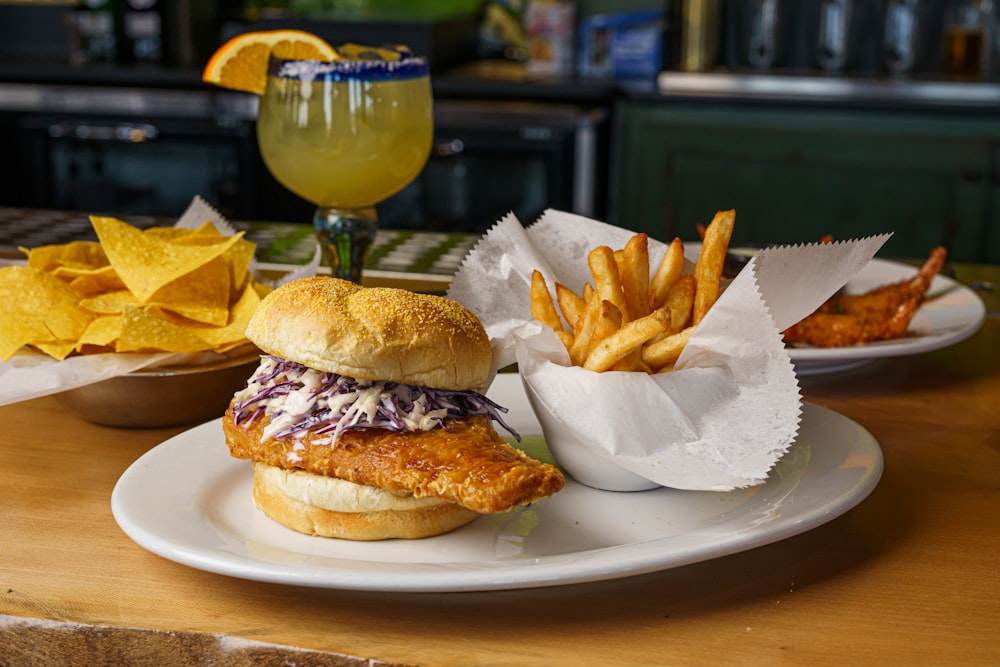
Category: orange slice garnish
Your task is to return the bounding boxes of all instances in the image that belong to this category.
[202,30,338,95]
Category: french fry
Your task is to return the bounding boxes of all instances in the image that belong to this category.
[591,299,623,347]
[582,282,594,303]
[662,273,695,333]
[568,292,603,366]
[620,233,650,321]
[650,237,684,310]
[555,282,586,332]
[588,245,628,318]
[609,353,650,373]
[555,330,574,350]
[640,326,694,373]
[693,210,735,325]
[530,270,564,333]
[583,307,669,373]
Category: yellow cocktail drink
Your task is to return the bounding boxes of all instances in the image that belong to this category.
[255,54,432,283]
[257,59,432,209]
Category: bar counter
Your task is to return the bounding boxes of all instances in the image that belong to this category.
[1,273,998,666]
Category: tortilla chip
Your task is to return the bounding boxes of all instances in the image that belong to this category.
[193,282,262,351]
[33,339,78,361]
[145,255,232,326]
[164,225,256,299]
[224,238,257,298]
[79,289,138,315]
[23,241,108,273]
[253,281,274,299]
[91,215,244,302]
[45,301,95,342]
[142,227,195,242]
[144,221,224,243]
[77,314,122,349]
[117,305,212,353]
[0,265,94,361]
[68,266,128,297]
[0,316,50,362]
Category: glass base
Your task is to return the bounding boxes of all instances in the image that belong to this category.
[313,206,378,284]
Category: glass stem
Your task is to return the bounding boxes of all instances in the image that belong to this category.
[313,206,378,284]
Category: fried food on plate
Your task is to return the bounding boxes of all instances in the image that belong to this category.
[783,246,947,348]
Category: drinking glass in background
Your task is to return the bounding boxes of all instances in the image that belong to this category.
[748,0,781,69]
[736,0,781,70]
[942,0,995,78]
[816,0,853,71]
[256,51,433,283]
[883,0,921,75]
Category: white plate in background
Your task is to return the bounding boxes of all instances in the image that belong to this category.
[785,257,985,375]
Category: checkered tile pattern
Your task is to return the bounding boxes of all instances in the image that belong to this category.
[0,207,477,276]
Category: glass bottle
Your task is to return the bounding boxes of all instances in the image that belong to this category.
[817,0,852,71]
[679,0,722,72]
[942,0,995,78]
[884,0,920,75]
[124,0,164,64]
[80,0,118,63]
[745,0,781,70]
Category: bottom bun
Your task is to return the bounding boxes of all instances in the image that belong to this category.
[252,463,480,540]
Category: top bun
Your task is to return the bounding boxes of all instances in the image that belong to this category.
[246,277,492,391]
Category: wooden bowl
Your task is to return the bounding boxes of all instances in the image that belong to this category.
[57,353,258,429]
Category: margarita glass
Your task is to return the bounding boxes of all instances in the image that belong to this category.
[256,53,432,282]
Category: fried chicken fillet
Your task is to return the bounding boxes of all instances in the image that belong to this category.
[222,412,564,515]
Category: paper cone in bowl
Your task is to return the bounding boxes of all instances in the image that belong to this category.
[448,210,889,492]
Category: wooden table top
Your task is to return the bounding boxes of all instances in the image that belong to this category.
[1,300,998,665]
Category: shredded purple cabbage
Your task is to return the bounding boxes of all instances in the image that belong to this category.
[233,356,520,442]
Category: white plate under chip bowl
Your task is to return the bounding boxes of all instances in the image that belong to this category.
[112,374,882,592]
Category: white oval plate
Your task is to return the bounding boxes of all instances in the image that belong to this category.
[112,374,882,593]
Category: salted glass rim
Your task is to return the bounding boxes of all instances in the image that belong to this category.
[268,55,429,81]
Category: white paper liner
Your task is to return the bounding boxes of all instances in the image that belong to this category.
[0,195,318,407]
[448,209,890,491]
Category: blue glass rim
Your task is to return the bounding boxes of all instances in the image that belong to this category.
[268,56,429,82]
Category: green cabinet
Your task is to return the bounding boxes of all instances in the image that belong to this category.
[610,100,999,263]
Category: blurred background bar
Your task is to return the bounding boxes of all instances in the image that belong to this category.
[0,0,997,264]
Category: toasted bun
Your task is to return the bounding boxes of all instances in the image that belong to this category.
[252,463,480,540]
[246,276,491,390]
